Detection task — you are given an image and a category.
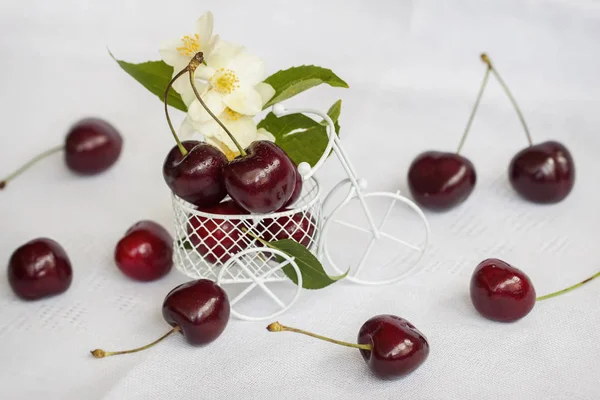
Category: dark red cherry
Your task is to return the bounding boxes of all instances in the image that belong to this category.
[470,258,536,322]
[189,200,249,264]
[90,279,230,359]
[162,279,230,345]
[8,238,73,300]
[224,141,296,214]
[1,117,122,189]
[407,151,476,211]
[261,211,316,248]
[65,118,123,174]
[283,167,303,208]
[114,220,173,282]
[163,141,228,208]
[267,315,429,380]
[508,141,575,204]
[357,315,430,379]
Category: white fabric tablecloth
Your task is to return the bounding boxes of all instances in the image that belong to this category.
[1,0,599,398]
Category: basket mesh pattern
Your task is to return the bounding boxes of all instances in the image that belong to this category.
[172,178,321,283]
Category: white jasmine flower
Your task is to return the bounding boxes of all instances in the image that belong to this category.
[186,40,274,121]
[159,11,219,104]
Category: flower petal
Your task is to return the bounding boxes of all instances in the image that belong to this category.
[204,136,237,160]
[205,40,245,70]
[194,65,215,81]
[205,34,220,56]
[223,86,263,115]
[196,116,258,153]
[175,79,208,107]
[188,89,226,123]
[255,82,276,106]
[179,115,200,139]
[159,38,190,68]
[256,128,276,142]
[229,52,266,85]
[194,12,214,48]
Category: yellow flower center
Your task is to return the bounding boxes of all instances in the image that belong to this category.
[210,68,240,94]
[222,107,242,121]
[176,34,201,57]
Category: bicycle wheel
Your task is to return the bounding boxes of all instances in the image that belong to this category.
[217,247,303,321]
[320,191,429,285]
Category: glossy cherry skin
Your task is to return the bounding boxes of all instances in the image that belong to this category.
[163,141,228,208]
[509,141,575,204]
[357,314,429,379]
[189,200,249,264]
[8,238,73,300]
[261,211,316,248]
[283,168,303,208]
[162,279,230,345]
[65,118,123,174]
[224,141,296,214]
[407,151,476,211]
[470,258,536,322]
[114,220,173,281]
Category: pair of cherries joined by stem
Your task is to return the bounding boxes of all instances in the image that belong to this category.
[162,53,298,214]
[470,258,599,322]
[1,118,122,190]
[408,53,575,211]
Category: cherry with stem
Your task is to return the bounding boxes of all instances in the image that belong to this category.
[266,315,429,379]
[470,257,599,322]
[406,59,488,211]
[481,52,575,204]
[1,118,122,190]
[91,279,230,359]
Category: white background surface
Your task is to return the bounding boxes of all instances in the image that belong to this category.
[1,0,600,399]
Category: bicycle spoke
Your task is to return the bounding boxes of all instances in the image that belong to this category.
[236,259,287,308]
[332,219,372,235]
[353,194,399,278]
[380,232,422,252]
[230,282,258,306]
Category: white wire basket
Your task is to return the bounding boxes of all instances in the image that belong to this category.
[171,103,431,321]
[173,177,321,281]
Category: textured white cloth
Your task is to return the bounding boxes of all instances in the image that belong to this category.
[1,0,600,399]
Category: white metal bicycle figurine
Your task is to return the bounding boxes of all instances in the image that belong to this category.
[172,102,430,321]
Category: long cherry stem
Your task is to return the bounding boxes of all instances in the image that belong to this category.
[481,53,533,146]
[456,66,491,154]
[0,145,64,190]
[164,68,191,157]
[187,64,246,157]
[90,326,181,359]
[267,322,372,351]
[536,271,600,301]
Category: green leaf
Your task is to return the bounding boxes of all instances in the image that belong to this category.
[263,65,349,108]
[269,239,347,289]
[257,99,342,166]
[109,50,187,112]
